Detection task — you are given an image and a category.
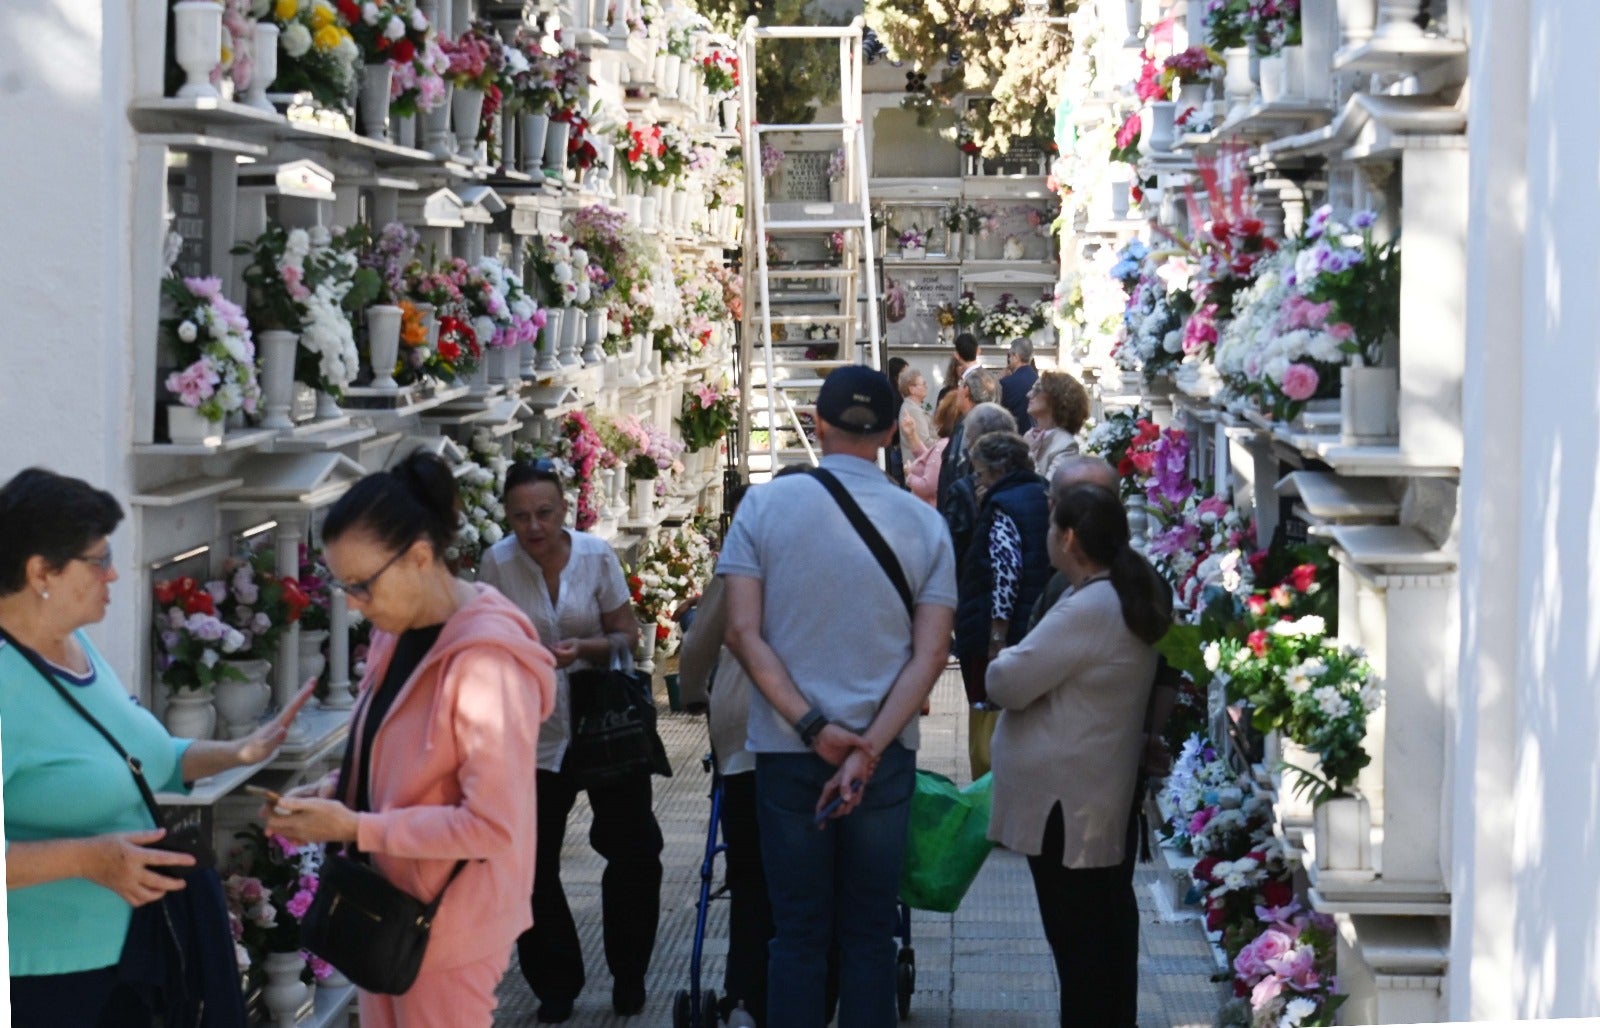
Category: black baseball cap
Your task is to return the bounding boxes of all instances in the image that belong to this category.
[816,365,899,434]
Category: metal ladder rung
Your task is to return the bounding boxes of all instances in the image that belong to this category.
[765,218,870,233]
[766,359,856,369]
[754,122,855,134]
[767,314,855,326]
[766,268,860,280]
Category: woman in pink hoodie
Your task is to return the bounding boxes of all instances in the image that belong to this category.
[268,452,557,1028]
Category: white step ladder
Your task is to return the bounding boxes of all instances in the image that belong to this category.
[736,17,882,483]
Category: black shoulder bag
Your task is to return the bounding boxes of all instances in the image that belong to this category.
[565,647,674,790]
[807,468,915,618]
[298,685,468,995]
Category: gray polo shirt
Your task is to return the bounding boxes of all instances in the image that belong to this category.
[716,453,958,754]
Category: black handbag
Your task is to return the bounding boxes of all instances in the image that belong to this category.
[299,677,467,995]
[564,652,673,790]
[299,850,466,994]
[0,625,212,874]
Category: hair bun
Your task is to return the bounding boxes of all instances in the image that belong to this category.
[391,451,461,540]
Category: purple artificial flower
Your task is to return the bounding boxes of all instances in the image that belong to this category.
[1351,210,1377,229]
[1305,204,1332,240]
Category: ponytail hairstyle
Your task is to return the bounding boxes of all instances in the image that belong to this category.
[322,450,461,559]
[1052,484,1172,644]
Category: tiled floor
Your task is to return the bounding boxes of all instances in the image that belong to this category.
[492,669,1226,1026]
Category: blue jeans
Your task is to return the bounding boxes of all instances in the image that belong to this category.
[756,743,915,1028]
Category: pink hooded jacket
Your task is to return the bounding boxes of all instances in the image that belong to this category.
[346,584,557,974]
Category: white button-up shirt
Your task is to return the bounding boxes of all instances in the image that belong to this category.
[478,530,633,771]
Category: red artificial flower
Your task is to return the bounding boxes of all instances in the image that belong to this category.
[391,37,415,64]
[154,577,190,606]
[1247,629,1268,656]
[1259,878,1293,909]
[335,0,361,25]
[1193,856,1219,882]
[1245,594,1268,617]
[1205,906,1227,932]
[655,624,670,643]
[1287,563,1318,593]
[437,337,461,362]
[1247,550,1269,576]
[1270,585,1292,608]
[281,579,311,622]
[1130,184,1144,204]
[184,591,216,617]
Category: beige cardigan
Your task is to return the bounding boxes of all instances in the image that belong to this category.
[985,579,1156,869]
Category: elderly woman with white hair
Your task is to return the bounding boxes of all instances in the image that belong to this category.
[897,366,935,470]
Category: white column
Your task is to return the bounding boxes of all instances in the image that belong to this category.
[274,516,310,744]
[323,587,354,709]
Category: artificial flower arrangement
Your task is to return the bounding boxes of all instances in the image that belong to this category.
[627,521,716,654]
[1219,905,1342,1028]
[1204,0,1253,52]
[979,292,1036,342]
[1147,493,1257,610]
[555,410,619,530]
[698,50,739,95]
[616,120,689,186]
[440,19,504,92]
[405,258,484,379]
[261,0,362,110]
[951,290,985,329]
[676,379,738,453]
[343,0,428,66]
[1163,45,1225,91]
[826,147,849,183]
[224,826,329,979]
[530,233,588,309]
[295,544,332,634]
[1081,405,1151,499]
[1243,0,1302,55]
[161,275,262,425]
[1109,109,1143,167]
[897,226,926,251]
[1113,240,1194,381]
[569,204,663,346]
[505,27,561,115]
[215,0,257,95]
[448,430,511,575]
[1135,50,1172,103]
[389,27,449,118]
[758,141,786,180]
[152,576,251,692]
[1156,734,1241,853]
[477,256,546,351]
[216,542,314,661]
[235,224,377,399]
[597,413,684,489]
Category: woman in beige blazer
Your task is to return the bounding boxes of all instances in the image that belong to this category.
[985,483,1170,1027]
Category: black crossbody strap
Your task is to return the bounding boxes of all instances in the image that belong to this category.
[0,623,167,830]
[807,468,915,619]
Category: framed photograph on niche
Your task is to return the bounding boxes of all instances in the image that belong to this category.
[882,201,953,259]
[884,265,960,347]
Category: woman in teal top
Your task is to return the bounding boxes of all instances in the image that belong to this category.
[0,468,307,1026]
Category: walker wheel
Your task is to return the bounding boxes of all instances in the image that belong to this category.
[896,946,915,1019]
[700,989,720,1027]
[674,989,692,1028]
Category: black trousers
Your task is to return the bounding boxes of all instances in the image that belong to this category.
[1026,803,1140,1028]
[517,767,665,1002]
[11,966,152,1028]
[720,771,773,1022]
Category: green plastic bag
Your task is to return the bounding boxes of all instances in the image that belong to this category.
[898,770,996,913]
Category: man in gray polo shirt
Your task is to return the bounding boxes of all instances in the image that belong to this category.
[720,365,957,1028]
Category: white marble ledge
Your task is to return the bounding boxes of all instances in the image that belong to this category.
[266,706,352,772]
[1311,441,1459,479]
[155,758,270,807]
[266,423,378,455]
[1275,471,1400,523]
[132,427,278,459]
[1329,525,1455,576]
[1336,914,1450,976]
[352,384,472,427]
[305,983,357,1028]
[129,475,245,508]
[1333,34,1469,75]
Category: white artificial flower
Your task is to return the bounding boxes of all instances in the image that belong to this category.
[1359,681,1384,712]
[1281,997,1318,1026]
[362,2,379,24]
[285,227,311,257]
[201,649,220,668]
[282,22,313,58]
[410,9,427,31]
[384,13,405,38]
[178,320,198,343]
[1269,615,1325,638]
[307,224,332,248]
[1313,685,1350,718]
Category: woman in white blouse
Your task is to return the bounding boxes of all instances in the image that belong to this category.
[477,460,657,1023]
[985,482,1170,1027]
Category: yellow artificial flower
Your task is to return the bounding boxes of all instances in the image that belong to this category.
[220,42,233,67]
[313,23,343,50]
[274,0,297,20]
[309,1,335,29]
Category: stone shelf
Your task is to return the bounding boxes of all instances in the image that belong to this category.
[1329,524,1455,575]
[155,758,271,807]
[266,705,352,771]
[1333,35,1469,75]
[133,427,278,458]
[1211,99,1335,144]
[1276,471,1400,526]
[130,475,245,508]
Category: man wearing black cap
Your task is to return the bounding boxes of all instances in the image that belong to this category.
[719,365,957,1028]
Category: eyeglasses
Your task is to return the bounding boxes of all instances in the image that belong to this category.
[333,547,408,602]
[73,545,114,573]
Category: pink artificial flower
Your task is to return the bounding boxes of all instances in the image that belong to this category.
[285,887,317,921]
[184,276,223,299]
[1279,363,1319,401]
[1327,321,1356,342]
[279,263,309,302]
[165,359,219,406]
[1188,806,1216,837]
[1250,974,1284,1009]
[305,952,335,981]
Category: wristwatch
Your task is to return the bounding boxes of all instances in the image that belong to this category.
[794,707,829,749]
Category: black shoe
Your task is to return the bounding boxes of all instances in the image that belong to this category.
[536,998,574,1023]
[612,982,647,1016]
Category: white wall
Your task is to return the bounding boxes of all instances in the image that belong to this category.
[0,1,138,676]
[1458,0,1600,1017]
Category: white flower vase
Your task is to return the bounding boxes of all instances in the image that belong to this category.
[583,309,607,365]
[213,659,272,739]
[1258,55,1287,103]
[537,308,562,372]
[621,194,643,223]
[395,113,416,148]
[558,307,582,366]
[1148,100,1177,152]
[635,616,658,674]
[242,21,279,111]
[520,112,549,175]
[315,390,342,420]
[167,404,222,445]
[1313,794,1373,871]
[258,329,299,430]
[1282,44,1307,98]
[720,97,740,132]
[640,195,660,232]
[1378,0,1425,38]
[636,332,656,384]
[964,233,979,260]
[663,54,682,96]
[1126,493,1150,548]
[543,119,570,179]
[619,335,644,387]
[900,245,924,260]
[262,950,310,1028]
[631,478,656,520]
[670,189,689,233]
[1223,48,1253,118]
[425,82,455,159]
[677,62,695,104]
[452,87,484,162]
[1110,180,1131,219]
[608,467,630,522]
[359,62,393,139]
[1337,0,1378,45]
[163,690,216,740]
[298,629,329,690]
[366,304,403,391]
[1177,81,1209,124]
[1340,365,1399,443]
[520,336,539,377]
[172,1,223,99]
[467,357,490,395]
